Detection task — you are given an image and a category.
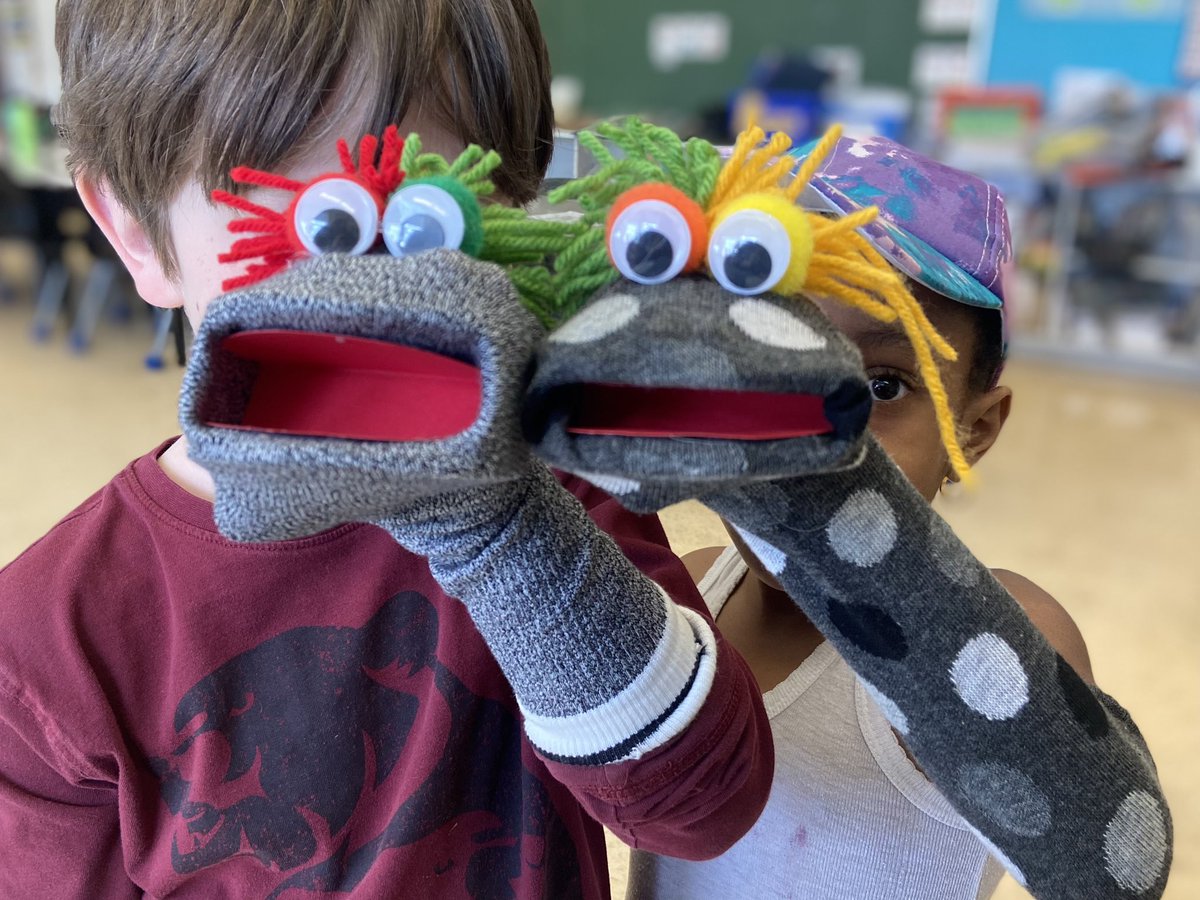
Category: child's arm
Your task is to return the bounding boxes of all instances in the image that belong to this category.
[994,570,1094,682]
[704,436,1171,899]
[0,707,137,898]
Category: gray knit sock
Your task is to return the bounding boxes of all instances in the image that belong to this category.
[706,440,1171,898]
[180,250,713,763]
[378,463,714,763]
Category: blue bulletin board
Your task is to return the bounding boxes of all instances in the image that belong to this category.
[983,0,1191,94]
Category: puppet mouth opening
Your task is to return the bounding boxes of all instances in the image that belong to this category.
[203,330,482,441]
[566,382,867,441]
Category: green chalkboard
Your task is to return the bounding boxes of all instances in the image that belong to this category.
[533,0,924,119]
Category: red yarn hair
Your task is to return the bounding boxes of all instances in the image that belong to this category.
[212,126,407,290]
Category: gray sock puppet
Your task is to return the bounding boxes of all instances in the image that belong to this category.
[179,133,716,765]
[524,119,1171,898]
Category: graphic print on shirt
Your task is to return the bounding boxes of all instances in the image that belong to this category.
[146,591,581,898]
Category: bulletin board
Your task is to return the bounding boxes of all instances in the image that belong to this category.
[982,0,1189,96]
[533,0,928,118]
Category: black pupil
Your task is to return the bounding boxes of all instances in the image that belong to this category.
[627,230,674,279]
[311,209,362,253]
[394,213,447,255]
[724,241,773,290]
[870,377,902,401]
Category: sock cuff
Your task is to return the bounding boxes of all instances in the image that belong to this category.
[521,591,717,764]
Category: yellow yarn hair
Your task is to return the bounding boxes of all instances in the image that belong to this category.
[708,124,974,485]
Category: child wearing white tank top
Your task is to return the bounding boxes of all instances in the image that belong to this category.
[626,245,1099,900]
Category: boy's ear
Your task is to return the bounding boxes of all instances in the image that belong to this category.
[75,177,184,310]
[962,385,1012,467]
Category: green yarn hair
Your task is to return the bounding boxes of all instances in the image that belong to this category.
[546,118,723,320]
[401,134,583,327]
[272,123,719,328]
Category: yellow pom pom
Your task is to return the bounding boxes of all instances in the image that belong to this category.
[708,193,815,295]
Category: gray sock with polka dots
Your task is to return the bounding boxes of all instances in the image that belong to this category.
[704,436,1171,899]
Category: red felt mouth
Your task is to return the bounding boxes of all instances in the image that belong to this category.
[209,330,482,441]
[567,383,832,440]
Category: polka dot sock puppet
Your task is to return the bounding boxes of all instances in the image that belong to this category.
[180,130,719,767]
[524,120,1172,898]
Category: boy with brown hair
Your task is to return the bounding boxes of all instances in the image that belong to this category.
[0,2,772,897]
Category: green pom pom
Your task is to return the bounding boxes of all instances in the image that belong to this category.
[408,175,485,258]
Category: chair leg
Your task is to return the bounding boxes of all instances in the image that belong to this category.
[68,259,119,353]
[144,307,175,370]
[30,258,69,342]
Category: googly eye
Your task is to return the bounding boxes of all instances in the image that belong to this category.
[290,176,381,257]
[382,183,468,258]
[707,208,795,296]
[606,184,707,286]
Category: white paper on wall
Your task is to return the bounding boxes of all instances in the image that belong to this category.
[648,13,732,73]
[912,42,974,90]
[920,0,982,33]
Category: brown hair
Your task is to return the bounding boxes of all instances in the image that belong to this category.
[55,0,554,276]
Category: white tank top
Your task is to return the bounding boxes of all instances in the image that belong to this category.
[626,546,1005,900]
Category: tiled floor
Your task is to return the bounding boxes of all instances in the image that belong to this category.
[1,277,1196,899]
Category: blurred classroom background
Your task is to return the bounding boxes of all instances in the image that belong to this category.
[1,0,1198,897]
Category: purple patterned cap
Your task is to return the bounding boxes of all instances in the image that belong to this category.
[790,135,1011,314]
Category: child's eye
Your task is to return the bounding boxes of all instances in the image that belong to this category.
[382,183,468,258]
[290,177,381,257]
[868,373,912,402]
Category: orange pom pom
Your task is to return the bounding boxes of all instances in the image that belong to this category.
[606,183,708,274]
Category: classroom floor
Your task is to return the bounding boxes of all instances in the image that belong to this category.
[0,265,1196,899]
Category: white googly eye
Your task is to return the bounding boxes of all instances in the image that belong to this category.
[608,200,693,286]
[708,209,793,296]
[382,184,467,258]
[292,177,380,257]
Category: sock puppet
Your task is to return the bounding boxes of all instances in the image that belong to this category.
[522,120,1172,899]
[179,129,717,767]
